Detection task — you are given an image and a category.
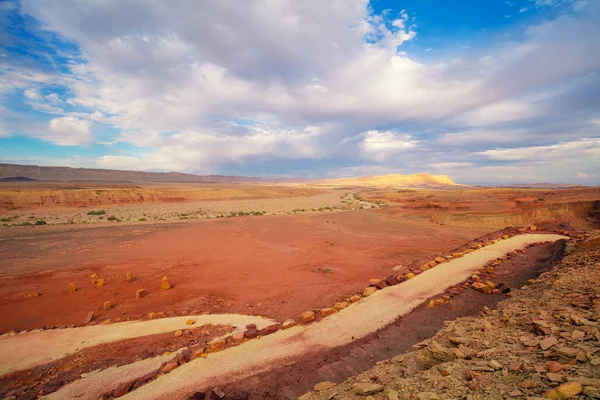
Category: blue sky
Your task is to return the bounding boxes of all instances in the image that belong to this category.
[0,0,599,184]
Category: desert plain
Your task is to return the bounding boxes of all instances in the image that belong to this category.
[0,167,599,399]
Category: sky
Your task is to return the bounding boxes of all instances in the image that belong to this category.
[0,0,599,184]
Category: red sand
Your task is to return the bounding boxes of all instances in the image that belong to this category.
[0,209,491,332]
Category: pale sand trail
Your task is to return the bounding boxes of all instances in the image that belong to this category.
[113,233,567,400]
[0,314,276,376]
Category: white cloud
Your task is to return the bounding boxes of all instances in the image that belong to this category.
[360,130,420,162]
[478,137,600,161]
[430,162,473,169]
[44,117,93,146]
[577,172,590,178]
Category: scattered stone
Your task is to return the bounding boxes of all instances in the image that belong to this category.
[489,360,503,370]
[161,362,178,373]
[69,283,75,293]
[301,311,315,323]
[136,289,146,299]
[369,278,382,287]
[434,257,446,263]
[392,265,403,272]
[519,379,533,389]
[244,328,258,339]
[161,276,171,290]
[263,324,278,335]
[186,319,195,325]
[539,336,558,350]
[84,311,94,324]
[364,287,377,297]
[334,302,349,310]
[126,272,132,282]
[352,382,383,395]
[208,338,226,352]
[314,381,336,391]
[321,307,335,318]
[556,347,579,358]
[547,361,564,373]
[174,330,183,337]
[405,272,415,280]
[232,331,245,342]
[282,319,297,329]
[103,301,111,310]
[545,382,583,398]
[348,294,362,303]
[97,279,104,288]
[508,389,523,397]
[417,392,439,400]
[571,329,585,340]
[547,373,566,383]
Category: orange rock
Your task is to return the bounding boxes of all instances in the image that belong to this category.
[485,267,495,273]
[69,283,75,293]
[320,307,335,317]
[136,289,146,299]
[363,286,377,297]
[348,294,362,303]
[428,300,435,309]
[161,362,178,373]
[103,301,111,310]
[472,274,481,282]
[545,382,583,399]
[434,257,446,263]
[428,260,437,268]
[546,361,564,373]
[420,264,430,271]
[530,225,537,231]
[334,302,349,310]
[231,331,245,342]
[174,330,183,337]
[97,279,104,288]
[186,319,195,325]
[452,252,462,257]
[405,272,415,279]
[502,235,509,240]
[301,311,315,323]
[282,319,297,329]
[161,276,171,290]
[126,272,132,282]
[208,338,226,352]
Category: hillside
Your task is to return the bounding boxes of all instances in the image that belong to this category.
[0,163,262,183]
[322,173,459,187]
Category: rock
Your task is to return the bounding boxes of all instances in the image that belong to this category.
[510,360,524,372]
[263,324,278,335]
[334,302,349,310]
[84,311,94,324]
[244,328,258,339]
[136,289,146,299]
[502,235,509,239]
[231,331,245,342]
[489,360,503,370]
[321,307,335,317]
[416,341,455,368]
[556,347,579,358]
[434,257,446,263]
[174,330,183,337]
[547,373,565,383]
[282,319,297,329]
[547,361,564,373]
[208,338,226,352]
[519,380,533,389]
[364,287,377,297]
[97,279,104,288]
[539,336,558,350]
[571,330,585,340]
[186,319,195,325]
[113,380,134,397]
[545,382,583,398]
[417,392,439,400]
[507,389,523,397]
[314,381,336,391]
[161,276,171,290]
[301,311,315,323]
[352,382,384,395]
[69,283,75,293]
[103,301,111,310]
[584,386,600,398]
[369,278,382,286]
[392,265,403,272]
[126,272,132,282]
[161,361,178,373]
[405,272,415,280]
[576,350,587,362]
[530,225,537,231]
[348,294,362,303]
[385,275,397,286]
[387,390,399,400]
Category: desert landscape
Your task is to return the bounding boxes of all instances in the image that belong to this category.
[0,164,599,399]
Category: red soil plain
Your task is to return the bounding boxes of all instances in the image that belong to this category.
[0,184,598,333]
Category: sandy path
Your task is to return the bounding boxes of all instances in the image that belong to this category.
[0,314,276,376]
[119,233,567,399]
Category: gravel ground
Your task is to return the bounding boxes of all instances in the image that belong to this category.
[302,231,600,400]
[0,191,378,228]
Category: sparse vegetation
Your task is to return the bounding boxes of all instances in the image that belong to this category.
[34,220,47,225]
[87,209,106,216]
[107,215,119,221]
[139,218,147,221]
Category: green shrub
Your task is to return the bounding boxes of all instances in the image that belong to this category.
[87,209,106,216]
[107,215,119,221]
[35,220,47,225]
[139,218,147,221]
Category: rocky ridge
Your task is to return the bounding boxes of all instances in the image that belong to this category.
[302,232,600,400]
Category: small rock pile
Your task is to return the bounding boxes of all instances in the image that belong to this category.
[301,231,600,400]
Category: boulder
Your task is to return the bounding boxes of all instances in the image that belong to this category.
[363,287,377,297]
[545,382,583,398]
[69,283,75,293]
[161,276,171,290]
[352,382,384,395]
[334,302,349,310]
[282,319,297,329]
[103,301,111,310]
[301,311,315,323]
[405,272,416,280]
[348,294,362,303]
[434,257,446,263]
[136,289,146,299]
[208,338,226,352]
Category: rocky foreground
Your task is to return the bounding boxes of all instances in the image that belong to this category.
[302,232,600,400]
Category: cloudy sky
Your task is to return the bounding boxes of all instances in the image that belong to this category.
[0,0,599,184]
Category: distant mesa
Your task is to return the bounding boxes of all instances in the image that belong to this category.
[0,176,37,182]
[321,173,459,187]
